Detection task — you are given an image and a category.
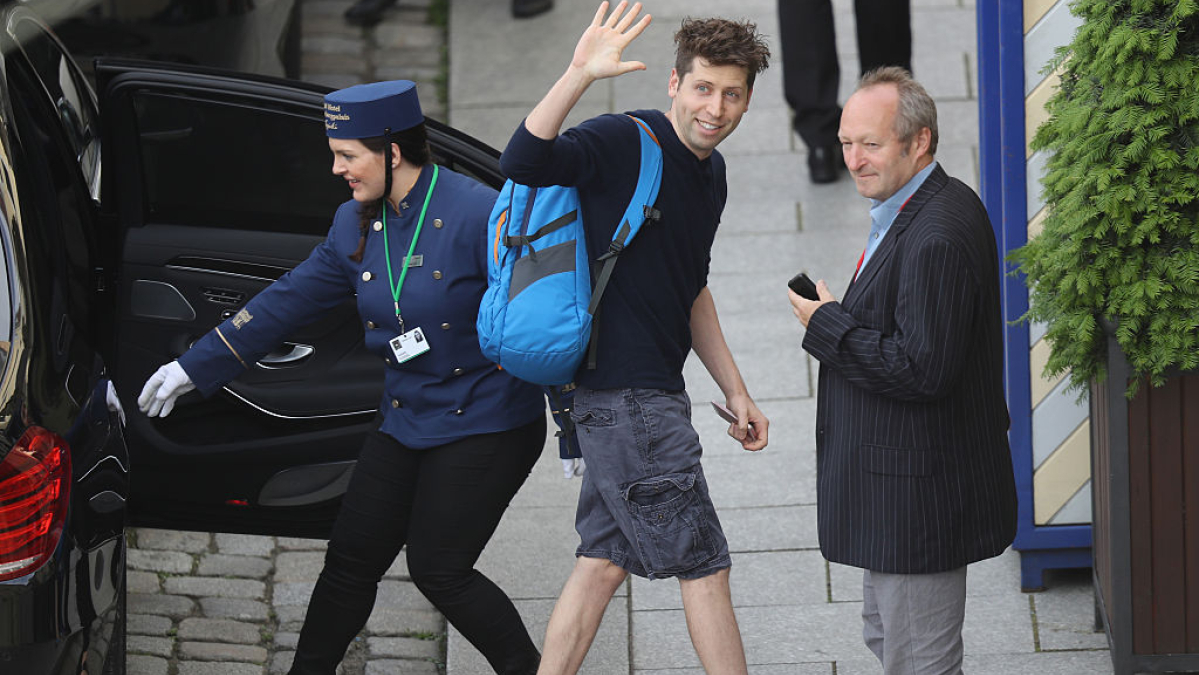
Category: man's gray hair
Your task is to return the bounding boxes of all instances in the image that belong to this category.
[858,66,939,155]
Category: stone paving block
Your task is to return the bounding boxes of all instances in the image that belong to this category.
[366,659,442,674]
[274,604,309,631]
[383,549,410,579]
[302,52,372,76]
[829,561,863,603]
[1032,568,1108,652]
[966,549,1025,598]
[269,650,296,674]
[368,635,441,659]
[299,0,349,19]
[272,580,317,607]
[179,641,269,663]
[197,553,273,578]
[128,593,196,618]
[469,504,581,600]
[128,654,170,675]
[164,576,266,599]
[177,662,266,675]
[215,533,276,557]
[273,551,326,581]
[129,613,173,636]
[364,607,444,637]
[129,549,195,574]
[128,569,163,594]
[448,596,628,675]
[129,635,175,658]
[640,666,832,675]
[935,99,982,147]
[963,592,1037,655]
[200,597,272,622]
[134,529,211,553]
[374,23,442,50]
[301,13,365,38]
[703,452,816,511]
[273,631,300,649]
[374,47,442,71]
[716,505,819,554]
[276,537,327,551]
[302,35,367,58]
[720,603,877,667]
[179,617,264,645]
[936,143,979,193]
[374,65,441,84]
[376,580,438,611]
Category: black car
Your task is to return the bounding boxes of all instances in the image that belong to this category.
[0,5,503,673]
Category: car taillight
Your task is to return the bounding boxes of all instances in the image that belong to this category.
[0,427,71,582]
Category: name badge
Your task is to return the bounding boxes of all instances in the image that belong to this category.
[403,254,423,267]
[389,327,430,363]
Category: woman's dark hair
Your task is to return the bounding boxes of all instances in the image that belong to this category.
[348,122,433,261]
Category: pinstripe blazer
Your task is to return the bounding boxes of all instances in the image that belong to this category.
[802,165,1018,574]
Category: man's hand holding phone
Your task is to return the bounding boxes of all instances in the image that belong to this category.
[788,271,835,327]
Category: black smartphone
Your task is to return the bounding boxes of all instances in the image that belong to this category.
[788,271,819,301]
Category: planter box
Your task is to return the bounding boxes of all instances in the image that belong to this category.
[1091,331,1199,674]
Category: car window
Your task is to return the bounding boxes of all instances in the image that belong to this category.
[131,91,346,236]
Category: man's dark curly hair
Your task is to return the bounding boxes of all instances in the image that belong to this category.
[673,18,771,89]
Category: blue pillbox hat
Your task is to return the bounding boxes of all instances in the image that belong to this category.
[324,80,423,139]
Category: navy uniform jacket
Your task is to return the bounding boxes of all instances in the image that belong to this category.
[179,164,544,449]
[802,165,1018,574]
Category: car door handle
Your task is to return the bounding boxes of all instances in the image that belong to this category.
[256,343,314,369]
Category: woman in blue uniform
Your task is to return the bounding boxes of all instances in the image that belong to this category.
[138,80,546,675]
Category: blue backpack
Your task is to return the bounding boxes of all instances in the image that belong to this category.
[477,115,663,386]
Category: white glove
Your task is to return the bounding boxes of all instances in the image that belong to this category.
[105,380,126,426]
[138,361,196,418]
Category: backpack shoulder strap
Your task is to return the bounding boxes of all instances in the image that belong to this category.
[587,115,663,315]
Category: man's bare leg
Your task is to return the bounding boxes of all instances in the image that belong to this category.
[679,568,748,675]
[537,556,629,675]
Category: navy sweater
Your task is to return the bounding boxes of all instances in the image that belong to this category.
[500,110,726,391]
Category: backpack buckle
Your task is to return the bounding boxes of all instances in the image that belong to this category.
[643,205,661,222]
[596,241,624,261]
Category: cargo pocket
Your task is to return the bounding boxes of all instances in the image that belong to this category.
[571,407,616,428]
[621,470,712,577]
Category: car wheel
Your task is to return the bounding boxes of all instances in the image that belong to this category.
[101,555,127,675]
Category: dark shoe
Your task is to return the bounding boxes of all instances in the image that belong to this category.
[345,0,396,26]
[807,144,843,184]
[512,0,553,19]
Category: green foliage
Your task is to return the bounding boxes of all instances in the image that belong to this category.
[1010,0,1199,395]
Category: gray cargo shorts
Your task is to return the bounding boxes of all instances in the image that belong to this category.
[570,387,731,580]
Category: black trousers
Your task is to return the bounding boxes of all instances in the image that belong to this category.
[778,0,912,150]
[287,417,547,675]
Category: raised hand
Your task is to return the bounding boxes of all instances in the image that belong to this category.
[570,1,653,82]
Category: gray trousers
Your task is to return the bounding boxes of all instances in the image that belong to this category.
[862,567,967,675]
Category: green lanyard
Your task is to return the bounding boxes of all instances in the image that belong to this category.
[383,164,439,331]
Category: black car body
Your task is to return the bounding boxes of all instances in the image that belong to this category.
[0,5,503,673]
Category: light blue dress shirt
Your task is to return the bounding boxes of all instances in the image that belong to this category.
[858,161,938,278]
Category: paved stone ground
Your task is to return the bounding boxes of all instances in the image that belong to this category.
[299,0,448,121]
[125,3,453,674]
[126,529,446,675]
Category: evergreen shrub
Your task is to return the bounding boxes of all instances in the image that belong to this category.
[1011,0,1199,395]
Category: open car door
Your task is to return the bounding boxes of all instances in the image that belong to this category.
[98,60,504,538]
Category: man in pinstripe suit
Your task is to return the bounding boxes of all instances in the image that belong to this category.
[789,67,1018,675]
